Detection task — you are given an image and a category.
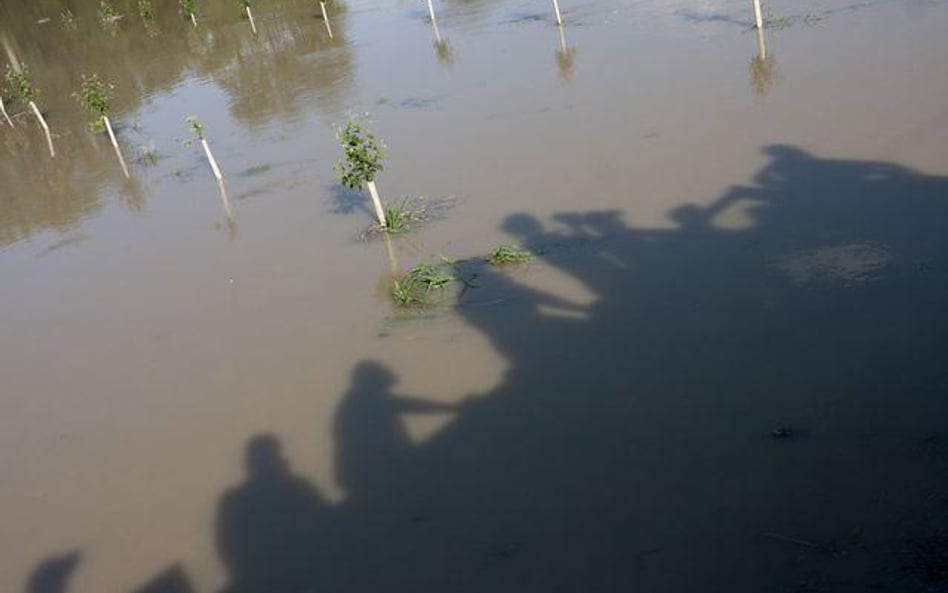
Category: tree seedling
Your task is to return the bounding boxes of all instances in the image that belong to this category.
[335,117,388,228]
[138,0,155,23]
[239,0,257,34]
[98,0,120,30]
[187,115,224,181]
[74,74,129,178]
[180,0,198,26]
[4,64,55,157]
[487,245,533,266]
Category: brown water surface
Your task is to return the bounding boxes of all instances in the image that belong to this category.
[2,0,948,592]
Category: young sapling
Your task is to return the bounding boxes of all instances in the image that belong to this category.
[74,74,128,178]
[239,0,257,34]
[335,117,387,228]
[180,0,198,26]
[5,65,55,157]
[187,115,224,181]
[138,0,155,23]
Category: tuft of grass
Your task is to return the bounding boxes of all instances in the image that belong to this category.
[367,197,427,235]
[98,0,118,25]
[392,262,454,307]
[488,244,533,265]
[803,12,822,25]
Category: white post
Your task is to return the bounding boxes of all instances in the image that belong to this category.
[103,116,130,179]
[218,179,233,220]
[201,138,224,181]
[558,22,567,53]
[756,27,767,60]
[29,101,55,157]
[365,180,387,227]
[752,0,763,29]
[0,97,13,127]
[190,13,197,27]
[551,0,563,26]
[320,1,333,39]
[426,0,442,44]
[246,6,257,34]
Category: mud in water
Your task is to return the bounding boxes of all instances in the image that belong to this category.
[2,1,948,592]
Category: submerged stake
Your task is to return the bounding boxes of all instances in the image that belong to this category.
[103,115,129,179]
[551,0,563,26]
[320,1,333,39]
[246,6,257,34]
[201,138,224,181]
[29,101,55,157]
[0,97,12,127]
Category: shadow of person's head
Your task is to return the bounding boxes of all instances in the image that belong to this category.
[351,361,396,394]
[245,434,288,479]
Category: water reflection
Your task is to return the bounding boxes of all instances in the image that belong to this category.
[0,0,354,248]
[749,27,780,100]
[555,25,576,83]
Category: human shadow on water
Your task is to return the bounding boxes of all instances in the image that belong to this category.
[36,144,948,593]
[216,435,328,593]
[26,552,80,593]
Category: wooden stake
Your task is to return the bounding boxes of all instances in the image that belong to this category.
[753,0,763,29]
[103,116,130,179]
[0,97,13,127]
[319,1,333,39]
[201,137,224,181]
[756,27,767,60]
[190,13,197,27]
[29,101,55,157]
[551,0,563,26]
[246,6,257,34]
[558,23,567,53]
[366,180,386,227]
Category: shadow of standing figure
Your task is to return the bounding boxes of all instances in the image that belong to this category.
[26,552,80,593]
[216,434,327,593]
[333,361,460,499]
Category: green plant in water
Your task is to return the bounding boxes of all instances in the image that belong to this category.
[138,0,155,22]
[803,12,822,25]
[335,118,384,190]
[186,115,205,140]
[367,197,427,235]
[4,64,37,105]
[180,0,197,18]
[487,245,533,266]
[73,74,114,133]
[61,8,78,30]
[238,0,251,9]
[98,0,117,25]
[391,263,454,307]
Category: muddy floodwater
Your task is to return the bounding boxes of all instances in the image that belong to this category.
[2,0,948,591]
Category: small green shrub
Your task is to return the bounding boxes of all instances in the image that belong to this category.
[98,0,117,25]
[139,0,155,22]
[186,115,205,140]
[488,245,533,265]
[5,64,37,104]
[180,0,196,18]
[73,74,114,133]
[335,118,384,190]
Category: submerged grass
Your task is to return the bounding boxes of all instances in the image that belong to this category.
[367,197,428,235]
[392,262,454,307]
[488,244,532,265]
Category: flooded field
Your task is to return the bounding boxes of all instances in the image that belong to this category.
[2,0,948,591]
